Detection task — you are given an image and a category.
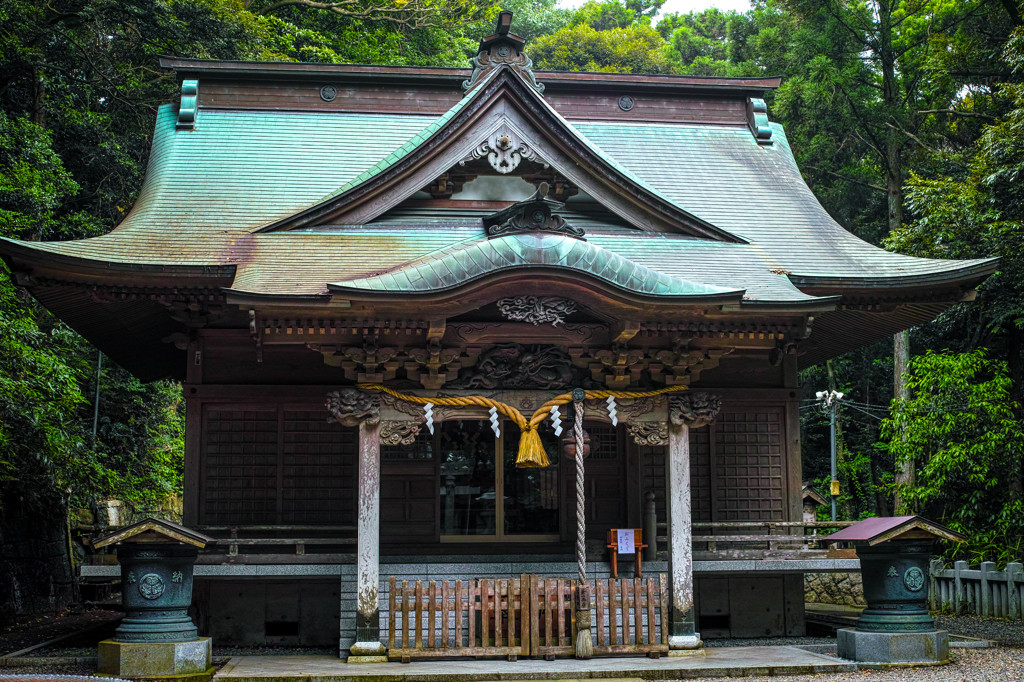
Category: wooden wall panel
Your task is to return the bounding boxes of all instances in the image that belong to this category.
[381,430,437,542]
[202,409,279,525]
[583,423,627,539]
[638,428,712,526]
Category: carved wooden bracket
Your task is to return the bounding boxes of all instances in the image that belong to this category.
[380,421,421,446]
[326,389,380,427]
[317,339,402,383]
[571,345,645,390]
[669,393,722,429]
[649,340,733,385]
[404,343,465,390]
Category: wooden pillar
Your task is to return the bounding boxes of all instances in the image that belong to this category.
[667,393,721,651]
[326,389,386,662]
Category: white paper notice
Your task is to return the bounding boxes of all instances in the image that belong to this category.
[616,528,635,554]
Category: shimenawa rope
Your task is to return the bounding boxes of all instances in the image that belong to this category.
[357,383,689,468]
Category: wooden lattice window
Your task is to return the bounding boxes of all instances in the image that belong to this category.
[639,429,712,524]
[200,406,357,526]
[282,410,356,524]
[202,410,279,525]
[689,426,712,523]
[714,409,784,521]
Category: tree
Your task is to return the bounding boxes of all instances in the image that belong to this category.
[881,350,1024,559]
[660,9,762,76]
[572,0,665,30]
[529,23,672,73]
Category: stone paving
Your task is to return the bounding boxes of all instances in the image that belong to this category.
[215,646,855,681]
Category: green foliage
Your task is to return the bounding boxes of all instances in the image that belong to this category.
[660,9,762,76]
[882,350,1024,560]
[529,23,672,73]
[0,276,89,505]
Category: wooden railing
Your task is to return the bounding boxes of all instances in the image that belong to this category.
[196,525,356,557]
[593,576,669,656]
[654,520,858,558]
[387,576,528,661]
[930,560,1024,619]
[384,574,668,661]
[531,576,576,659]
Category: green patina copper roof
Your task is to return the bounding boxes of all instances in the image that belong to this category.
[327,232,742,298]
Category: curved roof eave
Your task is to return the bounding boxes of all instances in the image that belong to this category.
[787,257,999,292]
[0,237,236,284]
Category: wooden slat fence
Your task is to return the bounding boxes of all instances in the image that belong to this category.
[387,575,528,661]
[385,573,669,660]
[593,575,669,655]
[930,560,1024,619]
[530,576,577,658]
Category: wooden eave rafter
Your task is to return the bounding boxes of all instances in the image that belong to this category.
[255,66,745,243]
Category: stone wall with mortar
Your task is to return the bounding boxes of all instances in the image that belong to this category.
[0,497,75,625]
[805,571,866,606]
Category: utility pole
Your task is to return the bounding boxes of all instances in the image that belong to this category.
[816,389,844,521]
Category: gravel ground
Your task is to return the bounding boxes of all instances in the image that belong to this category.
[935,613,1024,648]
[2,614,1021,680]
[671,647,1024,682]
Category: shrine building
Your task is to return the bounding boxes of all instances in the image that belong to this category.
[0,14,996,659]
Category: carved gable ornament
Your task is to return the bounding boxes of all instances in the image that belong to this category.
[483,182,585,239]
[461,126,547,175]
[464,11,544,95]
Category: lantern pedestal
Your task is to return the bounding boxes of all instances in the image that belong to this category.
[98,639,213,680]
[837,629,947,667]
[92,519,214,680]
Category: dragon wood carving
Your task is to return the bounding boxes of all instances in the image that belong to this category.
[496,296,577,326]
[448,343,579,390]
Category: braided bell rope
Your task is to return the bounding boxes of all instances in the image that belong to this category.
[574,398,587,587]
[357,383,689,467]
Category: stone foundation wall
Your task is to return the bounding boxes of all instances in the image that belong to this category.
[804,571,866,606]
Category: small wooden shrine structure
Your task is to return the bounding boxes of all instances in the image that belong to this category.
[1,13,995,658]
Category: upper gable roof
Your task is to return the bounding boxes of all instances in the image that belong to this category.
[255,64,744,242]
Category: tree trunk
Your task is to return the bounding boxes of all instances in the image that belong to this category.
[863,350,890,516]
[893,329,912,512]
[878,0,903,235]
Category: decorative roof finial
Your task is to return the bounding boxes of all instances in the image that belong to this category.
[463,11,545,94]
